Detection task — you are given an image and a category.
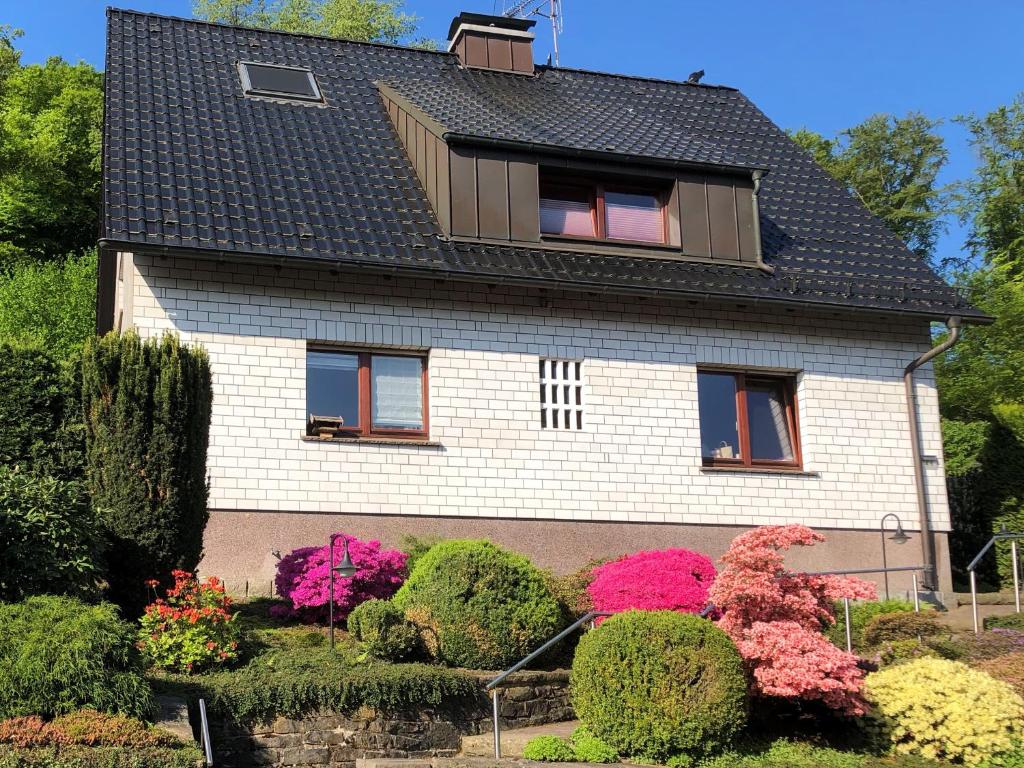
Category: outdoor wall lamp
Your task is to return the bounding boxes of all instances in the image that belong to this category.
[328,533,357,651]
[880,513,910,600]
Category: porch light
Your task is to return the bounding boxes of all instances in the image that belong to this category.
[328,533,358,651]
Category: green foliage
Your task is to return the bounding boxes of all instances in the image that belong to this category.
[570,610,747,762]
[790,113,948,262]
[0,745,204,768]
[81,331,213,614]
[875,639,940,668]
[862,611,942,647]
[152,646,480,724]
[544,557,615,619]
[943,418,993,476]
[864,657,1024,764]
[0,38,102,264]
[826,599,915,650]
[0,252,96,359]
[0,596,155,720]
[0,466,99,601]
[570,725,618,763]
[0,709,183,748]
[348,598,420,662]
[522,735,576,762]
[392,539,564,669]
[192,0,431,46]
[986,614,1024,631]
[398,534,440,575]
[0,342,84,479]
[694,738,940,768]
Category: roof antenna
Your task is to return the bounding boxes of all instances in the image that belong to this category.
[687,69,705,84]
[503,0,564,67]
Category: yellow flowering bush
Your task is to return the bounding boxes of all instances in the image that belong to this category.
[864,657,1024,765]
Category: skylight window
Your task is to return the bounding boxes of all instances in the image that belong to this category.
[238,62,322,102]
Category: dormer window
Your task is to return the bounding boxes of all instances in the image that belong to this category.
[539,176,667,244]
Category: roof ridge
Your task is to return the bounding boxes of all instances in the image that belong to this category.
[537,63,739,92]
[106,6,454,57]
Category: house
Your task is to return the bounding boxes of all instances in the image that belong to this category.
[98,9,986,596]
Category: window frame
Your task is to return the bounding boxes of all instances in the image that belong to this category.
[539,175,669,246]
[697,369,802,470]
[238,61,324,103]
[307,346,429,440]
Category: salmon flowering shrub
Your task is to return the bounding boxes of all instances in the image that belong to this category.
[587,548,715,616]
[137,570,240,674]
[709,524,876,715]
[272,535,408,624]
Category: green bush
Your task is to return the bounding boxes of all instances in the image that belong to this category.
[986,613,1024,631]
[862,611,942,646]
[398,534,441,575]
[544,558,616,619]
[523,735,576,762]
[348,598,420,662]
[0,596,154,720]
[693,738,940,767]
[0,342,84,479]
[0,745,203,767]
[570,610,747,762]
[0,709,182,748]
[570,725,618,763]
[81,331,212,614]
[0,467,99,601]
[392,540,564,669]
[826,599,915,649]
[875,639,939,667]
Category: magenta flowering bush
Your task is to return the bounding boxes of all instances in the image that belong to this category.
[272,535,408,623]
[586,548,716,617]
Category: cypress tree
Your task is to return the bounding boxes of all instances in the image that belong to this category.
[81,331,212,613]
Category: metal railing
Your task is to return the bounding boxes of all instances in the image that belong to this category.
[967,531,1024,634]
[800,565,927,652]
[199,698,213,766]
[485,611,612,758]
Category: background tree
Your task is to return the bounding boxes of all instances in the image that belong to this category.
[193,0,428,45]
[81,332,213,614]
[791,113,948,263]
[0,43,102,265]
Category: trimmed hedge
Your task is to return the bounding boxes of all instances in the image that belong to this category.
[0,745,202,767]
[570,610,747,762]
[393,539,564,669]
[826,599,915,650]
[986,613,1024,631]
[0,596,154,720]
[348,599,420,662]
[523,736,576,762]
[0,710,182,748]
[862,611,942,647]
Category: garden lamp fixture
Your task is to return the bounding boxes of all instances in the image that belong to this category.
[328,533,357,651]
[880,513,910,600]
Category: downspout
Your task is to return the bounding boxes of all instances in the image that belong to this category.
[751,170,775,275]
[904,316,962,589]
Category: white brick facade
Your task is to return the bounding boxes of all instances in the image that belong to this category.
[123,252,950,533]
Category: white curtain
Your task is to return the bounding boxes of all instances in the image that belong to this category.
[605,191,662,242]
[540,197,594,236]
[372,355,423,429]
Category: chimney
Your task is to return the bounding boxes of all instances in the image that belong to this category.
[447,12,536,74]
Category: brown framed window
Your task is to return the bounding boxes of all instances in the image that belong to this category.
[306,348,428,439]
[539,176,667,244]
[697,370,801,469]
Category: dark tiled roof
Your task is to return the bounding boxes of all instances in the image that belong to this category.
[102,9,983,321]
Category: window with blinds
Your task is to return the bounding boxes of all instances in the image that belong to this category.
[538,175,666,244]
[539,358,584,430]
[306,347,427,439]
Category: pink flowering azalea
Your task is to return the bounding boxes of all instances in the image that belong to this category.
[587,548,715,618]
[271,535,408,623]
[710,524,876,715]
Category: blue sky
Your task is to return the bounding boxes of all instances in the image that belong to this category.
[8,1,1024,265]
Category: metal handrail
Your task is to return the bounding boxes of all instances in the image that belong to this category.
[485,611,613,758]
[967,531,1024,634]
[199,698,213,766]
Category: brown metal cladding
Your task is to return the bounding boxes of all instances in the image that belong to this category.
[450,146,478,236]
[734,177,758,262]
[476,154,510,239]
[511,39,534,74]
[678,173,711,258]
[508,159,540,241]
[435,139,451,233]
[95,248,117,334]
[487,36,513,71]
[464,32,488,68]
[665,182,682,247]
[707,176,739,259]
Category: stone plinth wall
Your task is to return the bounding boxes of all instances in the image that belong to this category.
[209,671,570,768]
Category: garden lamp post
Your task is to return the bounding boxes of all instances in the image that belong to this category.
[880,513,910,600]
[328,533,358,651]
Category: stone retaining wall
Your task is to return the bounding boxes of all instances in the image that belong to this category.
[209,671,571,768]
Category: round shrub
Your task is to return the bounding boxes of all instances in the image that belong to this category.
[523,735,576,762]
[587,548,715,616]
[570,725,618,763]
[348,598,420,661]
[570,609,747,761]
[0,596,155,719]
[864,657,1024,764]
[875,639,939,667]
[862,610,942,647]
[826,598,915,649]
[392,540,564,669]
[273,534,408,624]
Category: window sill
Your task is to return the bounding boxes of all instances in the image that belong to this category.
[700,465,819,477]
[301,435,442,448]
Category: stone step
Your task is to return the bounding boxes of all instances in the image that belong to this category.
[459,720,579,758]
[358,758,605,768]
[154,695,196,744]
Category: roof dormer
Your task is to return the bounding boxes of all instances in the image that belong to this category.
[447,12,536,75]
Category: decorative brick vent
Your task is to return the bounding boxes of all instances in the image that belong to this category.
[539,359,584,430]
